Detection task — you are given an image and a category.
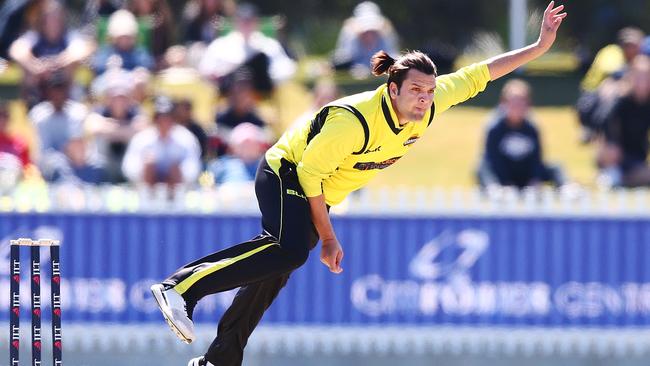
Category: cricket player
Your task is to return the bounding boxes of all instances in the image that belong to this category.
[151,3,567,365]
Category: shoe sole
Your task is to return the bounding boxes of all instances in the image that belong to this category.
[150,284,194,344]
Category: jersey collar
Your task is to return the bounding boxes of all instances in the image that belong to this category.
[381,87,403,135]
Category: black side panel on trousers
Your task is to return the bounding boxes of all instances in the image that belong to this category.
[162,158,319,366]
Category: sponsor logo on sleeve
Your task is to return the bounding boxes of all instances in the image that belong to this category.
[353,156,402,170]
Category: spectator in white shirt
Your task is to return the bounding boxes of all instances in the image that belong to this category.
[122,96,201,197]
[85,69,149,183]
[198,3,295,94]
[332,1,399,78]
[29,73,101,182]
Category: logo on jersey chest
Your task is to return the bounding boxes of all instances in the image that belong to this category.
[353,156,402,171]
[363,145,382,154]
[404,135,420,146]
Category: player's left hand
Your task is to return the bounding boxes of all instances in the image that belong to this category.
[320,238,344,274]
[537,1,567,51]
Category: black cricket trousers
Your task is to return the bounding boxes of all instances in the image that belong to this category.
[162,158,319,366]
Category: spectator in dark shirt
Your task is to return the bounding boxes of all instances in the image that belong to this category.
[127,0,174,66]
[577,27,645,142]
[478,79,564,189]
[213,69,267,155]
[598,55,650,187]
[181,0,236,45]
[0,0,45,60]
[216,70,265,129]
[9,1,94,106]
[174,98,207,162]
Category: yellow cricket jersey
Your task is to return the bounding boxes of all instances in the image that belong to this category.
[265,62,491,206]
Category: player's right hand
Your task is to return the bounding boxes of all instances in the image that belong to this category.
[320,238,344,274]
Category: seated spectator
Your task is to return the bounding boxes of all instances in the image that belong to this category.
[332,1,398,77]
[181,0,236,45]
[0,101,35,189]
[29,73,100,183]
[597,55,650,188]
[91,9,154,75]
[127,0,173,66]
[9,1,94,106]
[478,79,565,189]
[174,98,207,162]
[198,2,296,94]
[0,0,46,60]
[122,96,201,197]
[577,27,645,140]
[213,69,267,155]
[85,71,149,183]
[208,122,269,185]
[92,63,151,104]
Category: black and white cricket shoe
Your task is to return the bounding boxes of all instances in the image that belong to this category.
[187,356,215,366]
[150,283,196,344]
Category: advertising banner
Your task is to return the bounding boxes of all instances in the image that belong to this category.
[1,213,650,327]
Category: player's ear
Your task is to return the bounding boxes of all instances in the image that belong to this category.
[389,82,399,99]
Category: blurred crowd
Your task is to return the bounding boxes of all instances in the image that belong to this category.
[478,26,650,193]
[0,0,301,198]
[0,0,400,198]
[576,27,650,189]
[1,0,650,201]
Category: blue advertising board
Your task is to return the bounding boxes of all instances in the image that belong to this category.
[1,213,650,327]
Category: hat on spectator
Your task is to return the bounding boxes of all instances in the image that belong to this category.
[153,95,175,117]
[355,13,384,33]
[107,9,138,38]
[352,1,385,33]
[104,70,133,97]
[353,1,381,17]
[229,122,268,147]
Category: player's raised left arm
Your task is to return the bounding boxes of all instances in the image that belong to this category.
[486,1,567,81]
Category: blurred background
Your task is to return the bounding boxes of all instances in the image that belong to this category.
[2,0,650,365]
